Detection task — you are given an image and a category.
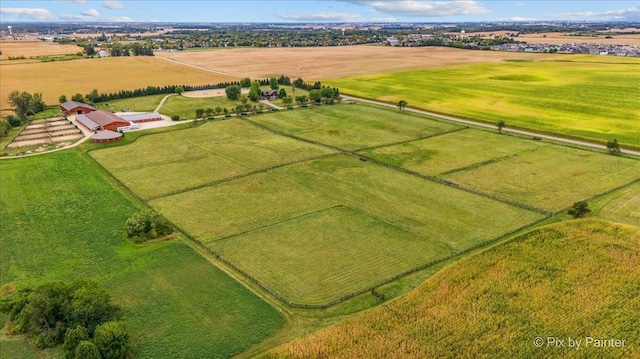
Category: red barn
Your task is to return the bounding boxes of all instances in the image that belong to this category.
[61,101,97,115]
[76,110,129,132]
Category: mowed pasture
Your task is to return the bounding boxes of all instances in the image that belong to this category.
[90,119,335,199]
[0,40,82,59]
[0,56,237,109]
[0,151,284,358]
[154,46,548,80]
[327,56,640,147]
[591,181,640,228]
[95,93,167,113]
[265,219,640,358]
[442,144,640,212]
[252,103,463,150]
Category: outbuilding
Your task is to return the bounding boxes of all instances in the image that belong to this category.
[61,101,97,116]
[91,130,123,143]
[119,112,163,123]
[76,110,129,132]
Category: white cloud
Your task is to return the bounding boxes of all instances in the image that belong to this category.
[82,8,100,17]
[107,16,134,22]
[0,7,54,21]
[103,0,125,10]
[276,12,362,22]
[73,0,87,4]
[552,6,639,21]
[342,1,490,17]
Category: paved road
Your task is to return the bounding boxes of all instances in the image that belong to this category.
[343,95,640,157]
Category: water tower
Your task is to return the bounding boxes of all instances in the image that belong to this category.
[7,26,12,35]
[342,28,345,36]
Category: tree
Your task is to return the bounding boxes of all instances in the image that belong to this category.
[59,95,68,104]
[174,86,184,95]
[567,201,590,218]
[293,78,305,88]
[63,325,89,359]
[240,77,251,88]
[71,93,84,103]
[74,341,101,359]
[195,108,205,119]
[86,89,100,104]
[397,100,408,112]
[295,95,308,106]
[321,87,335,103]
[125,210,173,243]
[214,107,223,115]
[93,321,132,359]
[269,77,279,90]
[496,120,506,134]
[309,89,322,104]
[248,81,261,102]
[225,85,241,100]
[278,88,287,99]
[606,139,621,154]
[282,96,293,107]
[8,91,46,119]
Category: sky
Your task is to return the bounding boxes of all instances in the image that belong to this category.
[1,1,639,23]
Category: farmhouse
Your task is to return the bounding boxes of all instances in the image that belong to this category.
[259,90,278,100]
[76,110,129,132]
[60,101,97,115]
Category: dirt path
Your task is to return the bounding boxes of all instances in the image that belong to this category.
[157,55,253,78]
[155,93,176,112]
[343,95,640,157]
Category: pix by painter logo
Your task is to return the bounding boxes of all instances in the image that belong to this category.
[534,336,627,350]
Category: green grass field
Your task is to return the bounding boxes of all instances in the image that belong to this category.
[591,181,640,227]
[359,128,543,175]
[442,145,640,212]
[90,119,335,199]
[0,151,284,358]
[159,94,242,119]
[252,102,463,150]
[327,57,640,147]
[94,94,167,113]
[209,206,450,304]
[266,219,640,358]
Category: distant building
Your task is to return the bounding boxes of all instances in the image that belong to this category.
[91,130,123,143]
[76,111,129,132]
[61,101,97,116]
[259,90,278,100]
[97,50,109,57]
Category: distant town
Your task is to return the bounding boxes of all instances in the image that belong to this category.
[1,21,638,58]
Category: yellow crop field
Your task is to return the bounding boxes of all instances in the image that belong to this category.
[0,40,82,59]
[0,56,238,109]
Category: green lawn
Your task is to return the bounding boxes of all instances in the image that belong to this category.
[94,94,167,113]
[0,151,284,358]
[209,206,450,305]
[159,94,241,119]
[443,145,640,212]
[327,57,640,147]
[359,129,543,175]
[252,102,463,150]
[90,119,335,199]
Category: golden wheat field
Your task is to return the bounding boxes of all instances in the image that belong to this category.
[0,40,82,59]
[0,56,237,109]
[154,46,549,80]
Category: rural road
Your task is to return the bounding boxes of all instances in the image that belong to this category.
[343,95,640,157]
[154,93,175,112]
[157,55,256,79]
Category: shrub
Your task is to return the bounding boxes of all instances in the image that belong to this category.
[171,115,180,121]
[567,201,590,218]
[94,321,133,359]
[63,325,89,359]
[125,210,173,243]
[75,340,101,359]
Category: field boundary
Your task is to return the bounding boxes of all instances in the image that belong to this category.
[354,126,468,152]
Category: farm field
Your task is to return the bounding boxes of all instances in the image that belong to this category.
[209,206,450,305]
[252,103,464,150]
[442,144,640,212]
[0,40,82,59]
[265,219,640,358]
[591,181,640,228]
[0,56,237,110]
[94,93,167,113]
[90,119,335,199]
[154,45,548,80]
[327,56,640,147]
[159,94,242,119]
[0,151,284,358]
[359,128,543,175]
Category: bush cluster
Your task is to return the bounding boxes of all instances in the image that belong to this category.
[0,281,132,359]
[125,210,174,243]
